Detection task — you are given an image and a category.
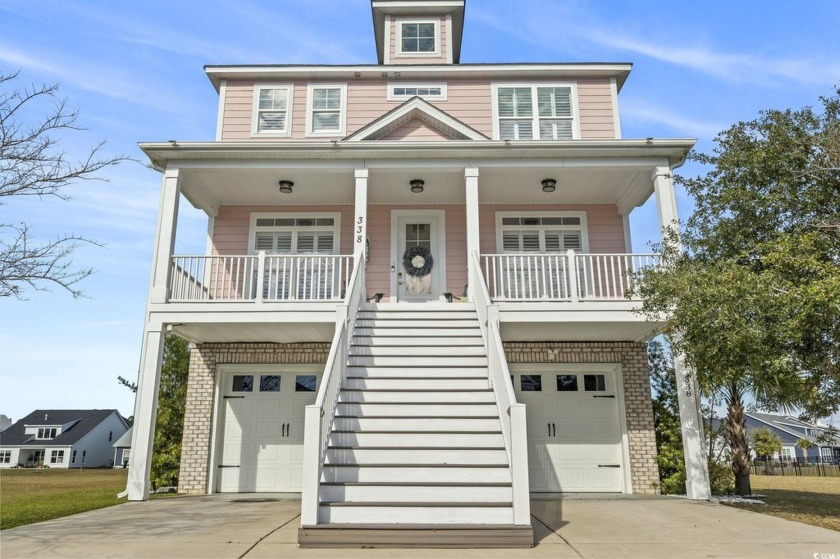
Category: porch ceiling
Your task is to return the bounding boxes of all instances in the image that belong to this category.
[172,321,335,344]
[181,163,655,213]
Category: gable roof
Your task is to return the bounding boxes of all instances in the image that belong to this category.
[344,96,488,141]
[113,426,133,448]
[746,412,838,445]
[0,410,126,447]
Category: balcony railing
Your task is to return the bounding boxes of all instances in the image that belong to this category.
[481,251,660,302]
[168,253,354,303]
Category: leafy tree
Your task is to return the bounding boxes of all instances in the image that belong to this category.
[1,71,128,298]
[634,88,840,495]
[753,428,783,475]
[649,340,685,494]
[119,335,189,490]
[795,437,813,459]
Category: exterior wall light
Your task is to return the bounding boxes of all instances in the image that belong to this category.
[278,180,294,194]
[410,179,425,193]
[541,178,557,193]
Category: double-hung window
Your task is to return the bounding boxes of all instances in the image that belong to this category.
[495,84,578,140]
[50,450,64,464]
[306,84,347,136]
[252,85,293,136]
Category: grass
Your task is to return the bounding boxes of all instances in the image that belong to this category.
[0,468,128,530]
[726,474,840,532]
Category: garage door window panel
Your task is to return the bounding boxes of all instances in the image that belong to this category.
[232,375,254,392]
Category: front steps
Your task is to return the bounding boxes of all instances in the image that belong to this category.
[299,303,533,548]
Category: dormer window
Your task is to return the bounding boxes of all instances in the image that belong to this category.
[397,19,440,56]
[37,427,57,439]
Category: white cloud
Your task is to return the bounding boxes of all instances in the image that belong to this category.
[621,98,726,139]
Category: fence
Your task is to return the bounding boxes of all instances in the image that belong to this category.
[751,459,840,477]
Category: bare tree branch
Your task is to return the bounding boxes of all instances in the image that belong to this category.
[0,70,132,298]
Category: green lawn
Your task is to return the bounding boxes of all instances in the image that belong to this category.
[726,474,840,532]
[0,468,128,530]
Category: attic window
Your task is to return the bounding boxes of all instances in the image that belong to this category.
[388,83,447,101]
[397,19,440,56]
[37,428,57,440]
[252,85,293,136]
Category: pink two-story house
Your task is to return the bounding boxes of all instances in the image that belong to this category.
[128,0,707,547]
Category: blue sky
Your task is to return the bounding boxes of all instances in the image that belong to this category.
[1,0,839,425]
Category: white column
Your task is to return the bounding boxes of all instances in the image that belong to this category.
[149,168,182,304]
[354,169,369,262]
[673,347,711,500]
[126,324,165,501]
[622,214,633,253]
[652,167,711,500]
[652,166,678,231]
[465,168,480,300]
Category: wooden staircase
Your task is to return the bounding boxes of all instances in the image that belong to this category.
[298,303,533,548]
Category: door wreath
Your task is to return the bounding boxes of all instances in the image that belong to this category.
[402,245,434,277]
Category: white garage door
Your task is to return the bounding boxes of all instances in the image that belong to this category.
[217,370,319,493]
[515,368,625,492]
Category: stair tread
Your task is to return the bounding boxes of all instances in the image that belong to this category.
[320,482,511,487]
[320,501,512,507]
[330,429,502,435]
[323,463,509,468]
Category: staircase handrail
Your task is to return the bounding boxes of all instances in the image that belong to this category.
[470,251,530,526]
[301,256,363,526]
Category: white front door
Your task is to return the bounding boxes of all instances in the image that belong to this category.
[391,211,445,302]
[516,368,625,492]
[217,370,319,493]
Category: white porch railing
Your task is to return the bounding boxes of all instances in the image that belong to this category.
[300,258,365,526]
[168,253,353,302]
[470,252,531,526]
[481,251,660,302]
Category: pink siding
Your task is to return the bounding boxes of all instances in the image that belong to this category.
[380,119,455,141]
[577,78,616,139]
[211,205,355,255]
[388,15,448,65]
[211,203,624,300]
[219,78,614,141]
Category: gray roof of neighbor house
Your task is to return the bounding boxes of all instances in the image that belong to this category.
[0,410,127,447]
[113,426,133,448]
[747,412,839,446]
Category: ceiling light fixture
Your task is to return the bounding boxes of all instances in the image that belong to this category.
[410,179,425,193]
[278,180,294,194]
[541,178,557,193]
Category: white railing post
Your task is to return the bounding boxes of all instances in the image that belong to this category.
[256,251,266,304]
[567,249,579,303]
[300,403,323,525]
[509,403,530,525]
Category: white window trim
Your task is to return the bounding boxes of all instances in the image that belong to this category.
[491,82,581,141]
[50,450,64,464]
[387,82,448,101]
[495,211,590,253]
[251,84,295,137]
[0,450,11,463]
[248,212,342,255]
[395,17,441,58]
[305,83,347,137]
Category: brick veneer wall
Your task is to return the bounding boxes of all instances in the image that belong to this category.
[178,342,330,494]
[504,341,660,494]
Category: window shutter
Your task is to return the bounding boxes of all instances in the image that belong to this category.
[316,233,334,254]
[297,233,316,253]
[502,233,521,252]
[545,232,561,252]
[522,232,540,252]
[563,232,582,250]
[537,87,571,117]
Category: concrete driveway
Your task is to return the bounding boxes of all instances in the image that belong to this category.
[2,495,839,559]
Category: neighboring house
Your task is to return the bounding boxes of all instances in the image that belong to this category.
[113,426,132,468]
[0,414,11,433]
[0,410,129,469]
[746,412,840,463]
[128,0,701,547]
